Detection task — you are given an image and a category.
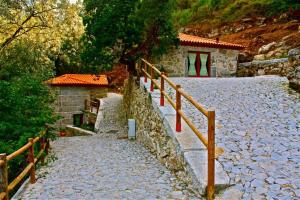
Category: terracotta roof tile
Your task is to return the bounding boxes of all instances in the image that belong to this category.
[179,33,245,50]
[47,74,109,87]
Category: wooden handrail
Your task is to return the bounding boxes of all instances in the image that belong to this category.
[0,192,6,200]
[7,142,32,162]
[7,163,33,192]
[0,130,49,199]
[140,59,223,200]
[178,88,209,117]
[0,160,4,167]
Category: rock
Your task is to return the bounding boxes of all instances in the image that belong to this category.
[242,18,253,23]
[238,52,253,62]
[253,54,266,61]
[216,187,243,200]
[288,47,300,57]
[258,42,277,54]
[266,51,276,58]
[288,66,300,92]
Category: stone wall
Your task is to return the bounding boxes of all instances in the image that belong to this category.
[53,86,108,126]
[154,46,239,77]
[287,47,300,92]
[237,58,290,77]
[123,78,194,192]
[237,47,300,92]
[123,77,230,197]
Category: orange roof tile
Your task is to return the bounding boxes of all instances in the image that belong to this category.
[179,33,245,50]
[47,74,109,87]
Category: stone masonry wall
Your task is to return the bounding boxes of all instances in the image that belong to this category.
[123,77,200,196]
[237,47,300,92]
[154,46,239,77]
[237,58,291,77]
[53,86,107,126]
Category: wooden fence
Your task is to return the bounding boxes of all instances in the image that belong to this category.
[85,99,100,114]
[139,58,224,200]
[0,130,50,200]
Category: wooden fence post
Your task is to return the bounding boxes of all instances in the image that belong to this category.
[28,138,36,184]
[207,110,215,200]
[150,66,154,92]
[0,154,8,200]
[160,73,165,106]
[39,137,45,165]
[144,62,147,83]
[176,85,182,132]
[45,138,50,155]
[84,99,89,111]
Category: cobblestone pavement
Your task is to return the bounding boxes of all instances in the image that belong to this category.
[167,76,300,200]
[16,93,196,200]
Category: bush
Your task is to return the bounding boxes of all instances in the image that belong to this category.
[0,76,58,185]
[173,0,300,26]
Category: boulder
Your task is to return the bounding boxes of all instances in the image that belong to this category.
[288,47,300,57]
[238,52,253,62]
[253,54,266,61]
[258,42,277,54]
[288,66,300,92]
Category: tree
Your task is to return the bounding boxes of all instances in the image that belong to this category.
[81,0,178,72]
[0,0,85,76]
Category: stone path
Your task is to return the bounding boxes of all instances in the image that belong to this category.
[167,76,300,200]
[16,93,195,200]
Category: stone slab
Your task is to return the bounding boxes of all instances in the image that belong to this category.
[184,151,230,193]
[140,78,230,194]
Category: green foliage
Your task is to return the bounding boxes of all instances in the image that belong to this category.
[0,75,58,183]
[0,76,57,154]
[173,0,300,26]
[0,39,58,186]
[81,0,178,71]
[0,41,54,81]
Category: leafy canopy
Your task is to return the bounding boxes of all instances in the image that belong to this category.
[81,0,178,71]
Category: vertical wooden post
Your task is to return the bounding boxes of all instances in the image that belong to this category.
[45,138,50,155]
[0,154,8,200]
[136,63,140,82]
[39,137,45,165]
[207,110,215,200]
[150,66,154,92]
[84,99,88,111]
[160,73,165,106]
[28,138,36,184]
[176,85,181,132]
[144,62,147,83]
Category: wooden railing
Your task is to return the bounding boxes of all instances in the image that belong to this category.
[85,99,100,114]
[0,130,50,200]
[140,58,224,200]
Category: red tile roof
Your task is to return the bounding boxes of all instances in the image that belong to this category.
[179,33,245,50]
[47,74,109,87]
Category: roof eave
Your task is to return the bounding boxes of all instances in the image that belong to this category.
[49,84,109,88]
[180,41,245,50]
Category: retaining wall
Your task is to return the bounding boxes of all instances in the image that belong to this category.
[123,77,230,197]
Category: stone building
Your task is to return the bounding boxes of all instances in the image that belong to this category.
[47,74,109,126]
[156,33,245,77]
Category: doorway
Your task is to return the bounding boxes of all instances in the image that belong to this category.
[187,52,211,77]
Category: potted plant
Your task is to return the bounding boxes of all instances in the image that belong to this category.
[59,127,67,137]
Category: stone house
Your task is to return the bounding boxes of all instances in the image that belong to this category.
[47,74,109,126]
[156,33,245,77]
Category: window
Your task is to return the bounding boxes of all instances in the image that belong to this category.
[187,52,211,77]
